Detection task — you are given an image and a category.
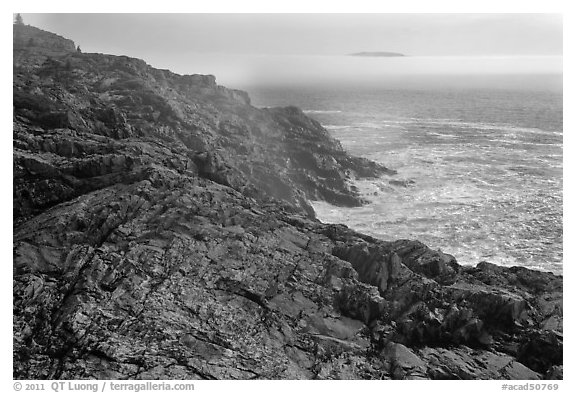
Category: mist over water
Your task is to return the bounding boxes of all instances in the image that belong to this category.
[239,61,562,274]
[175,54,563,91]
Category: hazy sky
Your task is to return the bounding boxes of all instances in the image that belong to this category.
[18,13,563,89]
[22,13,562,57]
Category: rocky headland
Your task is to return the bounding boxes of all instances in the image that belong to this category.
[13,25,562,380]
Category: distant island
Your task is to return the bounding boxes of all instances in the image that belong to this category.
[349,51,406,57]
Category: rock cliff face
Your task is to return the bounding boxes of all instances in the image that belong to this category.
[13,25,562,380]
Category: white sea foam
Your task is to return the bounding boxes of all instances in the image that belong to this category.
[254,85,563,274]
[323,125,354,130]
[415,119,562,136]
[488,138,563,147]
[360,116,563,137]
[328,117,562,139]
[303,109,342,114]
[427,132,459,139]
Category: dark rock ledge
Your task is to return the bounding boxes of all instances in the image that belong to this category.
[13,25,562,380]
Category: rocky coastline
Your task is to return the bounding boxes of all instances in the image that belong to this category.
[13,25,562,380]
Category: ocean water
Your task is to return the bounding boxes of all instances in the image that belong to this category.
[245,79,563,274]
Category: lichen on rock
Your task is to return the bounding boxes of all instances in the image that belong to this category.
[13,25,562,380]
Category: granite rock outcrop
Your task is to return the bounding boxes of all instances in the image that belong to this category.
[13,25,562,380]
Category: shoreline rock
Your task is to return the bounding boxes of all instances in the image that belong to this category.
[13,25,562,380]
